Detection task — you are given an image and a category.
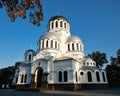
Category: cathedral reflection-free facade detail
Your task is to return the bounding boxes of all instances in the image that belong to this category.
[12,16,108,90]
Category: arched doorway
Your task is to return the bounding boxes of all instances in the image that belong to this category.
[35,67,43,87]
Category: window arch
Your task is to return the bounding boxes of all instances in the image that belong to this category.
[60,21,62,27]
[42,40,44,49]
[102,72,106,82]
[56,21,58,27]
[46,40,48,48]
[64,71,68,82]
[21,75,24,83]
[75,71,78,82]
[55,41,57,49]
[68,44,70,51]
[24,74,27,83]
[87,71,92,82]
[28,55,31,61]
[76,43,79,51]
[51,22,53,28]
[96,72,100,82]
[80,44,82,51]
[51,40,53,48]
[72,43,74,51]
[58,71,62,82]
[64,22,66,28]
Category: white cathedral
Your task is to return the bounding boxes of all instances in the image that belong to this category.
[12,16,108,90]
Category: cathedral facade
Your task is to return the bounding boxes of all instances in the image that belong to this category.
[12,16,108,90]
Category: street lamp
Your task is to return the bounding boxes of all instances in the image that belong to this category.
[0,0,43,26]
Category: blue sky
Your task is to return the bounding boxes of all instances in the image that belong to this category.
[0,0,120,68]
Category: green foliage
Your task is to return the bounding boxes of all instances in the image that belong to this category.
[88,51,108,68]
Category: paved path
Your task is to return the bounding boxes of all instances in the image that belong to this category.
[0,88,120,96]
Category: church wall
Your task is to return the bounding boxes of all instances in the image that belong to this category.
[51,59,74,84]
[17,66,31,85]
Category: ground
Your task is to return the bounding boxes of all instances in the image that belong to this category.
[0,88,120,96]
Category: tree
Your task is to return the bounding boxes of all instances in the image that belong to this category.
[0,0,43,26]
[116,49,120,66]
[88,51,108,68]
[106,49,120,87]
[0,66,15,88]
[110,49,120,66]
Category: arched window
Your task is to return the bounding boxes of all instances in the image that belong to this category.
[46,40,48,48]
[102,72,106,82]
[60,21,62,27]
[76,43,79,51]
[58,71,62,82]
[80,44,82,51]
[21,75,24,83]
[51,40,53,48]
[72,43,74,51]
[75,71,78,82]
[42,41,44,49]
[64,71,68,82]
[87,71,92,82]
[28,55,31,61]
[55,41,57,49]
[64,22,66,28]
[68,44,70,51]
[51,22,53,28]
[96,72,100,82]
[24,74,27,83]
[56,21,58,27]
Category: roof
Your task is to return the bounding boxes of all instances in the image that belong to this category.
[39,32,60,41]
[49,15,68,22]
[67,36,82,43]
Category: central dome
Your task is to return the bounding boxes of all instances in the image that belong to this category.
[49,15,68,23]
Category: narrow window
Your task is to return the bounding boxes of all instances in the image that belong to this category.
[24,74,27,83]
[68,44,70,51]
[75,71,78,82]
[72,43,74,51]
[56,21,58,27]
[46,40,48,48]
[21,75,24,83]
[51,22,53,28]
[55,41,57,49]
[64,71,68,82]
[60,21,62,27]
[96,72,100,82]
[42,41,44,49]
[80,44,82,51]
[28,55,31,61]
[76,43,79,50]
[87,71,92,82]
[64,22,66,28]
[51,40,53,48]
[102,72,106,82]
[59,71,62,82]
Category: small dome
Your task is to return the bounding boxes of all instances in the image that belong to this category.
[49,15,68,22]
[24,49,35,56]
[67,36,82,43]
[39,32,60,41]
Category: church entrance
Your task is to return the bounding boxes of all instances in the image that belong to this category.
[36,67,43,87]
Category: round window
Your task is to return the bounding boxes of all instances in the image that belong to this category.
[80,72,84,75]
